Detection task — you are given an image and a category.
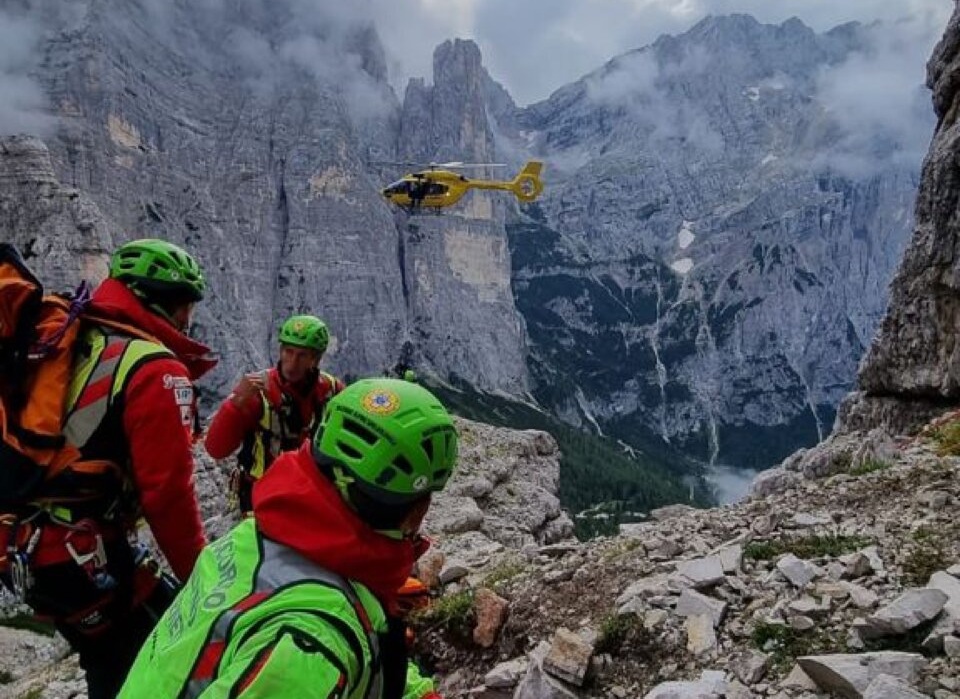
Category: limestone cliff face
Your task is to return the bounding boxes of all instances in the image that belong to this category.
[837,5,960,436]
[0,135,113,288]
[756,5,960,492]
[3,4,937,471]
[20,0,528,396]
[394,39,528,392]
[496,16,925,469]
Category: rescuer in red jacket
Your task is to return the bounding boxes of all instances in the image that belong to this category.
[0,239,216,699]
[205,314,344,513]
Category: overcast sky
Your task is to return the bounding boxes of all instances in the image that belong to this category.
[0,0,952,138]
[367,0,953,105]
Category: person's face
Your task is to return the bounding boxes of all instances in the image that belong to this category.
[170,302,196,333]
[279,344,320,383]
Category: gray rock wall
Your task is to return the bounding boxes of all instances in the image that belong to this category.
[843,4,960,434]
[499,16,925,468]
[0,135,114,289]
[26,0,528,397]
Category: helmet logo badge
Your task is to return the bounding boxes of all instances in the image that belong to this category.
[294,321,305,332]
[362,389,401,416]
[412,475,429,492]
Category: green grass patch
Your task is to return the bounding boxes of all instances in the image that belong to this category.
[744,535,872,562]
[902,527,950,586]
[413,590,475,639]
[595,613,648,657]
[930,420,960,456]
[482,561,526,591]
[426,376,713,540]
[831,451,853,472]
[751,622,838,672]
[0,613,56,637]
[743,540,781,561]
[849,459,891,477]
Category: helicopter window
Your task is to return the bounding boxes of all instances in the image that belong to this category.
[385,180,410,195]
[424,182,446,196]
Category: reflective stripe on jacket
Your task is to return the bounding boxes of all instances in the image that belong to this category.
[237,370,341,479]
[64,327,172,455]
[119,518,434,699]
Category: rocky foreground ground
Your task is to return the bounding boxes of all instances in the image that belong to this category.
[1,415,959,698]
[413,418,960,699]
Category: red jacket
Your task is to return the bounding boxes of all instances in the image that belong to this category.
[204,367,343,462]
[253,442,429,613]
[87,279,216,580]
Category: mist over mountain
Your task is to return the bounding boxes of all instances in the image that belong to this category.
[0,2,939,491]
[489,14,932,471]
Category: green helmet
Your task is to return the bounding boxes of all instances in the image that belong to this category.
[109,239,205,302]
[314,378,458,507]
[279,315,329,353]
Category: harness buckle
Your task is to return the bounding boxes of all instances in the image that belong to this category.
[7,522,42,602]
[64,520,116,591]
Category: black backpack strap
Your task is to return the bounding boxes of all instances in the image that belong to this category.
[380,615,411,699]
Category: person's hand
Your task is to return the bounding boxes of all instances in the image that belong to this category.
[230,372,264,407]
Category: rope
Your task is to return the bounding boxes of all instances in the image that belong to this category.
[31,281,92,356]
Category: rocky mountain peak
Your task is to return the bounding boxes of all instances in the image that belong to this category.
[686,13,765,39]
[499,13,922,471]
[343,23,389,83]
[2,0,533,397]
[433,38,484,84]
[400,38,495,163]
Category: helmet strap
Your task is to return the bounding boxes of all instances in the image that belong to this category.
[128,283,188,330]
[314,446,425,534]
[331,464,356,504]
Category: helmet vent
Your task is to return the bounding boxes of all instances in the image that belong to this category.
[337,441,363,460]
[433,468,449,482]
[343,418,378,446]
[393,454,414,475]
[376,466,398,486]
[421,437,434,462]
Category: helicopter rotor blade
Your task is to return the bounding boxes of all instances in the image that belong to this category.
[431,162,507,169]
[369,160,424,167]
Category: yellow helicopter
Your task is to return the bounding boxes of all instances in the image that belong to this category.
[380,160,544,211]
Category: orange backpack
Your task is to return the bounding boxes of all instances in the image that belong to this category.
[0,244,162,509]
[0,243,93,506]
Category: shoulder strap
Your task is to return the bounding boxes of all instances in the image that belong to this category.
[255,537,384,699]
[81,312,162,346]
[63,327,171,449]
[183,535,384,699]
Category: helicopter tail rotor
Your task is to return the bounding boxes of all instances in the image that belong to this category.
[510,161,544,202]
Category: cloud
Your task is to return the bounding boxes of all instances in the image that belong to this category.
[0,10,57,138]
[705,461,758,504]
[812,15,941,177]
[358,0,951,106]
[585,46,723,152]
[134,0,398,123]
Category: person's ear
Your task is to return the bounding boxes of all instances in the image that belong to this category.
[170,302,196,332]
[399,496,432,537]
